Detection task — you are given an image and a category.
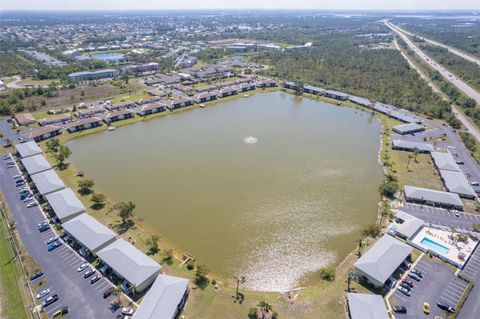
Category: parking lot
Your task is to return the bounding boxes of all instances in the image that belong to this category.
[390,256,468,318]
[0,154,122,318]
[401,202,480,231]
[458,245,480,319]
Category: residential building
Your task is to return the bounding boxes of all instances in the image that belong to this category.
[65,117,103,133]
[391,140,434,153]
[431,151,461,172]
[15,141,42,158]
[348,95,373,108]
[103,110,134,123]
[217,87,238,98]
[121,62,159,73]
[346,293,389,319]
[20,154,52,176]
[392,123,425,135]
[38,114,72,126]
[439,170,476,199]
[136,103,167,116]
[105,101,135,112]
[62,214,117,255]
[404,185,463,210]
[256,79,277,88]
[14,113,37,126]
[133,275,189,319]
[23,126,62,142]
[354,234,412,288]
[97,239,161,293]
[30,170,65,197]
[167,98,193,111]
[324,89,349,101]
[75,108,105,119]
[284,82,297,90]
[68,69,118,81]
[237,83,256,92]
[45,188,86,223]
[194,92,217,103]
[388,211,424,240]
[303,85,325,95]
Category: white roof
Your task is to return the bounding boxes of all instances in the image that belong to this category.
[45,188,86,222]
[62,214,116,253]
[404,185,463,207]
[347,293,389,319]
[354,234,412,285]
[389,211,424,239]
[97,239,161,288]
[133,275,189,319]
[15,141,42,158]
[431,151,460,172]
[392,140,434,152]
[21,154,52,175]
[392,123,424,134]
[440,170,476,198]
[31,170,65,195]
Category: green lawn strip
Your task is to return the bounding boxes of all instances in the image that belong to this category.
[0,217,29,319]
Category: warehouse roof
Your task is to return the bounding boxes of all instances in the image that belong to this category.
[354,234,412,285]
[392,140,435,153]
[15,141,42,158]
[392,123,425,135]
[431,151,461,172]
[45,188,86,222]
[97,239,161,288]
[347,293,389,319]
[133,275,189,319]
[439,170,476,198]
[62,214,116,253]
[21,154,52,175]
[31,170,65,195]
[404,185,463,207]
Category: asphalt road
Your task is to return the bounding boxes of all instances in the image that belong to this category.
[385,21,480,109]
[0,155,121,318]
[390,256,468,319]
[387,21,480,67]
[458,245,480,319]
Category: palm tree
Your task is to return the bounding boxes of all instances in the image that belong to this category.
[112,284,123,306]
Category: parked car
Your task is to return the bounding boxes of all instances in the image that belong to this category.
[42,294,59,308]
[36,288,51,299]
[392,306,407,313]
[45,237,58,244]
[411,269,423,278]
[77,263,89,272]
[15,181,25,187]
[30,271,44,281]
[423,302,430,314]
[403,260,412,269]
[90,275,101,284]
[402,279,414,288]
[437,302,455,313]
[385,276,397,289]
[400,283,411,291]
[408,272,421,281]
[103,287,114,298]
[27,202,38,208]
[12,174,23,179]
[84,269,96,279]
[397,286,411,296]
[47,241,62,251]
[122,308,134,315]
[38,222,50,232]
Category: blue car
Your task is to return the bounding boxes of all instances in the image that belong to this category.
[47,241,62,251]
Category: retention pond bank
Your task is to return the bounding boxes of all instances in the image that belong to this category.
[67,91,383,291]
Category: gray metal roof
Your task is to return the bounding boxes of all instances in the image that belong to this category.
[404,185,463,207]
[45,188,86,222]
[354,234,412,285]
[133,275,189,319]
[392,140,435,153]
[21,154,52,175]
[97,239,161,288]
[431,151,461,172]
[348,95,372,107]
[389,211,424,239]
[392,123,424,134]
[31,170,65,195]
[373,102,420,123]
[324,89,349,98]
[62,214,116,253]
[347,293,389,319]
[15,141,42,158]
[439,170,476,198]
[303,84,325,92]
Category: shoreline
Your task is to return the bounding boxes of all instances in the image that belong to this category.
[48,88,389,293]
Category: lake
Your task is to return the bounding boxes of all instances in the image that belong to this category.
[67,91,383,291]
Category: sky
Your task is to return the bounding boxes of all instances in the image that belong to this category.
[1,0,479,11]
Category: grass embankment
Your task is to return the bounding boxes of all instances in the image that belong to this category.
[0,210,30,319]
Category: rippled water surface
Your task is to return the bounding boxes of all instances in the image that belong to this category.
[67,91,383,291]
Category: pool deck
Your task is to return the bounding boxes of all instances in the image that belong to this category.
[411,226,478,267]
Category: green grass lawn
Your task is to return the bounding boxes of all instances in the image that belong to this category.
[0,217,29,319]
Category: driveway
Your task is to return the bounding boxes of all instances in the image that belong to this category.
[390,256,468,318]
[0,155,121,318]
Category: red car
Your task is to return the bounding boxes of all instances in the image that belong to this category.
[402,279,414,288]
[103,287,114,299]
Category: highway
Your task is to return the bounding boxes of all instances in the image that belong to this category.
[385,20,480,107]
[386,21,480,67]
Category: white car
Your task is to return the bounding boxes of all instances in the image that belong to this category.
[77,263,89,272]
[36,288,51,299]
[122,308,134,315]
[12,174,22,179]
[27,202,38,208]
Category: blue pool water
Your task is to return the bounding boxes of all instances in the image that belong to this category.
[421,237,450,255]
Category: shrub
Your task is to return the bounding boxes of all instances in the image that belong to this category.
[379,181,398,198]
[319,266,336,281]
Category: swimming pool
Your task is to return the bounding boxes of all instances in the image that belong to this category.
[421,237,450,255]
